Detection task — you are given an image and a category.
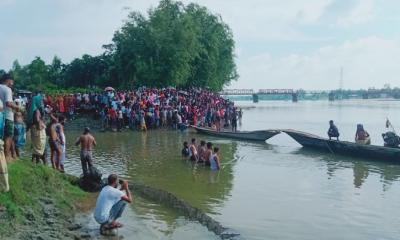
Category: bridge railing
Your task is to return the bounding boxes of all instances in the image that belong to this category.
[220,89,255,95]
[258,89,294,94]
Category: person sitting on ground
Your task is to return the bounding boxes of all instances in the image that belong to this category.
[210,147,221,171]
[197,140,206,163]
[181,141,189,159]
[94,174,133,234]
[355,124,371,145]
[204,142,213,166]
[189,138,198,161]
[75,127,96,176]
[328,120,340,140]
[13,112,26,158]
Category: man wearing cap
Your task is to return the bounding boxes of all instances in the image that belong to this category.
[0,74,21,161]
[75,127,96,176]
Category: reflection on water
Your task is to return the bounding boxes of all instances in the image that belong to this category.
[27,100,400,240]
[292,148,400,189]
[353,161,369,189]
[60,130,235,238]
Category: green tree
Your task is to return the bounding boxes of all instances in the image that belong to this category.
[48,56,64,86]
[3,0,237,91]
[112,0,237,90]
[26,57,49,90]
[10,60,26,89]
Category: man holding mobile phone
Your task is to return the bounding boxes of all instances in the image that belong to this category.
[94,174,133,234]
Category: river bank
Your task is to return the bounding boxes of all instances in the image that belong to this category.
[0,159,94,240]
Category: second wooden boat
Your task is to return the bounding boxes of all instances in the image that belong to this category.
[193,126,280,142]
[283,129,400,161]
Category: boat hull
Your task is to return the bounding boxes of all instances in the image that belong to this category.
[284,129,400,161]
[193,126,280,142]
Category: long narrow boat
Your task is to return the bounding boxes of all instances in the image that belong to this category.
[193,126,280,142]
[283,129,400,161]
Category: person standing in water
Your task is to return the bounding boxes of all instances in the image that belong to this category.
[181,141,189,159]
[189,138,198,161]
[210,147,221,171]
[75,127,97,176]
[204,142,213,166]
[197,140,206,163]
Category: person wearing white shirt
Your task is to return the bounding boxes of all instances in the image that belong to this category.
[94,174,133,234]
[0,74,21,160]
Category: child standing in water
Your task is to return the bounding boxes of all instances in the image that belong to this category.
[13,112,26,158]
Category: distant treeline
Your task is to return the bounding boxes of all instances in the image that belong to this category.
[0,0,238,92]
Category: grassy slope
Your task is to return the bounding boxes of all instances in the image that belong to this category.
[0,159,87,236]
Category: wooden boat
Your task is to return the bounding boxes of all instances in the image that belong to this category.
[193,126,280,142]
[283,129,400,161]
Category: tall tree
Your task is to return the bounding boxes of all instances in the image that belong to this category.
[48,56,63,86]
[112,0,237,90]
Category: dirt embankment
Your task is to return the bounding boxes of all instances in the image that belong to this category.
[0,159,95,240]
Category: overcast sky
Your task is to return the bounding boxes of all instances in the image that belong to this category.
[1,0,400,90]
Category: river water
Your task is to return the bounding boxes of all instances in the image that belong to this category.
[61,100,400,240]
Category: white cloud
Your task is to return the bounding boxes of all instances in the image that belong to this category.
[231,36,400,90]
[183,0,333,41]
[2,0,399,90]
[0,0,15,7]
[337,0,375,26]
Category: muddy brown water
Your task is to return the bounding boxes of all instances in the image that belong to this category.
[26,100,400,239]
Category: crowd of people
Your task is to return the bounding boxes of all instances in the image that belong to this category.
[0,72,242,234]
[0,73,233,233]
[37,87,242,132]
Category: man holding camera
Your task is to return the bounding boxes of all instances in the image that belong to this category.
[94,174,133,233]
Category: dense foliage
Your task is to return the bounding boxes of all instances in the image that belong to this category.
[2,0,237,92]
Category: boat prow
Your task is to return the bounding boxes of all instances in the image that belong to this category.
[193,126,280,142]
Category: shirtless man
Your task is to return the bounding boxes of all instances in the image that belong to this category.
[197,140,206,163]
[47,115,61,170]
[75,127,97,176]
[189,138,198,161]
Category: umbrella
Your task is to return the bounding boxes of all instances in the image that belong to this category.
[178,90,188,96]
[104,87,115,91]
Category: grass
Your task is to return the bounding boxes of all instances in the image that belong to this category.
[0,158,87,236]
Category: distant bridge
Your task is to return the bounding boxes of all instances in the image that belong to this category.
[220,89,255,95]
[220,89,299,102]
[220,88,400,102]
[220,89,295,95]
